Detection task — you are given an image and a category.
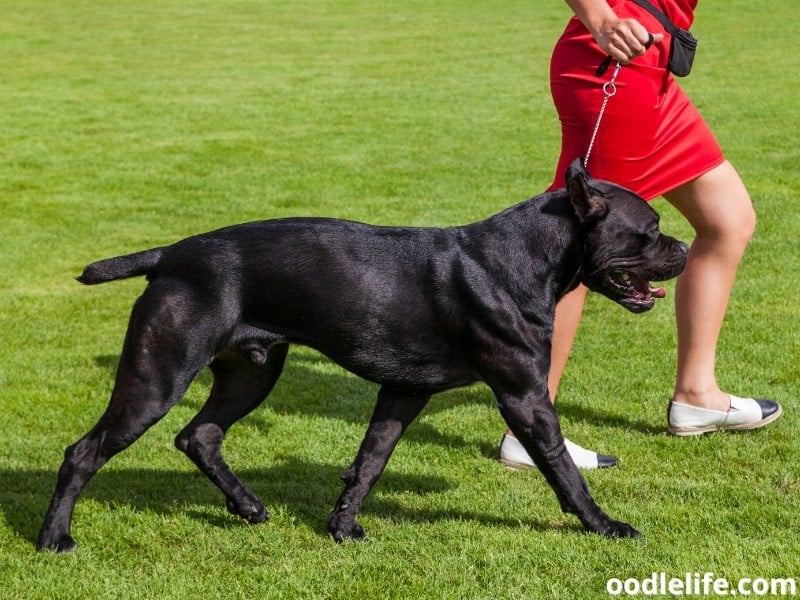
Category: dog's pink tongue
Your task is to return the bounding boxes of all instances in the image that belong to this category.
[650,286,666,298]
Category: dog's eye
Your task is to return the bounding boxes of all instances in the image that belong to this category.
[640,228,660,245]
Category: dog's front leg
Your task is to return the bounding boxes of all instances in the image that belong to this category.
[327,386,430,542]
[496,391,640,538]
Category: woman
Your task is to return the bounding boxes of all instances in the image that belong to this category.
[499,0,782,470]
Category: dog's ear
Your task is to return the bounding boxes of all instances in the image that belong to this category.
[566,158,609,224]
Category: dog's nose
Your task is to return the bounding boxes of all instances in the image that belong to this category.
[677,241,689,256]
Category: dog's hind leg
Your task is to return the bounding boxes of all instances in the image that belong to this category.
[327,386,430,542]
[37,282,221,553]
[174,342,288,524]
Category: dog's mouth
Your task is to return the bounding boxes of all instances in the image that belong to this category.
[603,270,666,313]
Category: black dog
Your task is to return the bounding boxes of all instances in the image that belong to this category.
[38,159,687,553]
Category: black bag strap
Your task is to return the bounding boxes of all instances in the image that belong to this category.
[630,0,680,35]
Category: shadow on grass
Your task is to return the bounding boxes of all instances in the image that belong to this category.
[4,458,582,551]
[92,354,503,460]
[93,349,660,444]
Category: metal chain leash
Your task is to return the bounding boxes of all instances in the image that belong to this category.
[584,61,622,168]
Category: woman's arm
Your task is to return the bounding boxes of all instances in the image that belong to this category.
[564,0,663,63]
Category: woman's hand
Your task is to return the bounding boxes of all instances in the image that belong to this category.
[565,0,664,64]
[593,17,663,64]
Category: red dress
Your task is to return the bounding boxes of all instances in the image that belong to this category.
[549,0,724,200]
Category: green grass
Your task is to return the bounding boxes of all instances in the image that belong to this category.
[1,1,799,598]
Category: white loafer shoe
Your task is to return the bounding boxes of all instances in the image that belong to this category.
[498,433,618,470]
[667,395,782,437]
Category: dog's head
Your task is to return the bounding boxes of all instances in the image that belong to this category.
[566,158,688,313]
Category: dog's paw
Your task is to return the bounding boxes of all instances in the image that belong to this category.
[330,522,366,543]
[601,519,642,539]
[226,497,269,524]
[37,532,77,554]
[581,510,642,539]
[327,513,366,543]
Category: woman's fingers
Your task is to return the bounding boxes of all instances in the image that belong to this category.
[599,19,664,64]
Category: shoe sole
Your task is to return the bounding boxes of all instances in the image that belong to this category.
[498,457,617,470]
[666,404,783,437]
[499,458,535,470]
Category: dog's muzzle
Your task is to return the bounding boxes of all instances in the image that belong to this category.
[602,270,666,313]
[597,240,689,313]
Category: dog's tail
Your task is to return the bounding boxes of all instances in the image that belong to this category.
[77,247,165,285]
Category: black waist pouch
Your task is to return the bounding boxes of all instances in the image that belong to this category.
[632,0,698,77]
[668,28,698,77]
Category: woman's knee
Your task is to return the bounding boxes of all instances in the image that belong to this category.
[666,161,756,248]
[716,184,756,249]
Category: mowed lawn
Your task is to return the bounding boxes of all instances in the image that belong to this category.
[1,1,798,598]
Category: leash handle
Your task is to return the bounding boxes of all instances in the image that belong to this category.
[584,61,621,169]
[585,33,655,168]
[596,33,653,77]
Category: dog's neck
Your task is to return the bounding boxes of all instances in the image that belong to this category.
[523,191,585,301]
[462,190,584,312]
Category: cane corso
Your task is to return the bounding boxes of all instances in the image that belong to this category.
[38,159,688,552]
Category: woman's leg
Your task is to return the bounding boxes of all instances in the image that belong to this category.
[548,284,588,402]
[663,160,755,410]
[664,160,780,434]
